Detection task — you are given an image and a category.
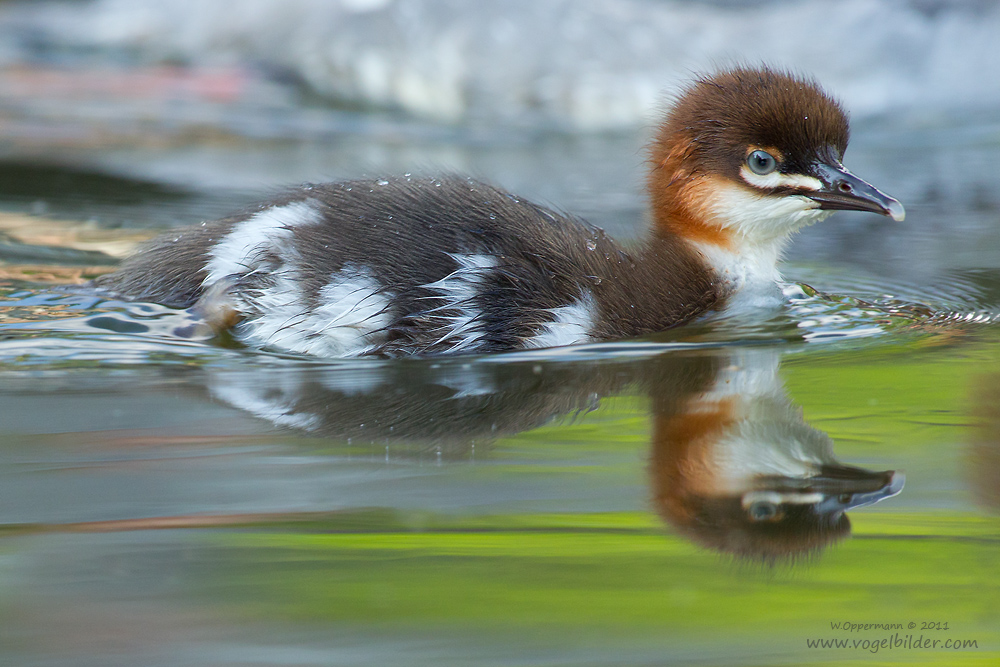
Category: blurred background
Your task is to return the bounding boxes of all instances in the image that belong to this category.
[4,0,1000,131]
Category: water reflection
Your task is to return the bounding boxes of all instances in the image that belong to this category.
[210,348,903,560]
[647,351,903,560]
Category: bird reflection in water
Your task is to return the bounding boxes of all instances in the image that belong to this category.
[209,347,903,561]
[649,350,903,561]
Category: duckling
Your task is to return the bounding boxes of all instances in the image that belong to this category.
[94,66,904,357]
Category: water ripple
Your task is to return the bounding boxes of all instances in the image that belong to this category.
[1,279,997,369]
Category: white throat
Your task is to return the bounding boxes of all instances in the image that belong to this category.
[694,238,786,309]
[694,182,834,312]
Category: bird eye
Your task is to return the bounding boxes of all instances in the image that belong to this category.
[747,150,777,175]
[747,501,779,522]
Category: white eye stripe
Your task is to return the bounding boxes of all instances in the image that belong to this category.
[739,166,823,191]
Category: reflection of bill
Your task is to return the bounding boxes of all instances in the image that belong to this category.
[208,347,903,560]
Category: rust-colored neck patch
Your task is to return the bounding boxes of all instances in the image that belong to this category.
[651,396,737,525]
[648,136,735,252]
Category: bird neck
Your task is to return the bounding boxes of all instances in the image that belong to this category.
[648,197,787,306]
[647,154,794,306]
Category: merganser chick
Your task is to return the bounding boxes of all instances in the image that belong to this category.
[94,66,905,357]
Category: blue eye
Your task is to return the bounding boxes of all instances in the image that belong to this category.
[748,501,779,521]
[747,150,777,175]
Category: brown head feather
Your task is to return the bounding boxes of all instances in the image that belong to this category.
[648,66,850,240]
